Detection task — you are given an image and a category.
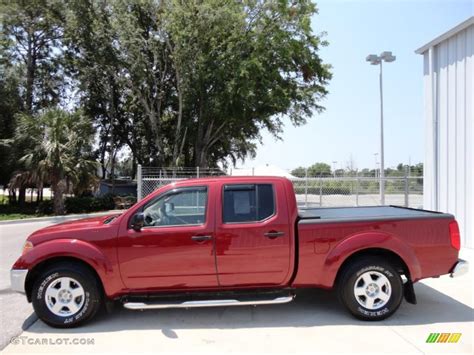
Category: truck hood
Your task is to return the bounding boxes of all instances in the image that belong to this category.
[27,214,122,243]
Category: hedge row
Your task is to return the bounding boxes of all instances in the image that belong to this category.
[37,194,116,214]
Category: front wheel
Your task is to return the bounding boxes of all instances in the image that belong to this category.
[337,257,403,321]
[31,262,102,328]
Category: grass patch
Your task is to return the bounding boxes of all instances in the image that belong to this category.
[0,213,44,221]
[0,202,45,221]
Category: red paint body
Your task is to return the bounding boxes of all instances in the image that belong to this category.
[12,177,459,300]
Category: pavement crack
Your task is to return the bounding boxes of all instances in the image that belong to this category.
[389,326,425,354]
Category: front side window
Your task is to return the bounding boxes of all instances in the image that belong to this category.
[143,187,207,227]
[223,184,275,223]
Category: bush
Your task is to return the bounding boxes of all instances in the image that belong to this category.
[97,193,116,210]
[65,194,116,214]
[36,200,54,214]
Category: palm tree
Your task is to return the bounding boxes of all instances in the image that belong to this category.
[15,109,97,215]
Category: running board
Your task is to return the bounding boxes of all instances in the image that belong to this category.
[123,295,294,310]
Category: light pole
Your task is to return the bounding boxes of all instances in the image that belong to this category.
[332,161,337,177]
[366,51,396,205]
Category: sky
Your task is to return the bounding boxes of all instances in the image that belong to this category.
[237,0,473,172]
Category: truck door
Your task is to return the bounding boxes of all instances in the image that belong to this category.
[214,182,292,286]
[117,185,218,290]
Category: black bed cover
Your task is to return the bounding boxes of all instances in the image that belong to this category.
[298,205,453,224]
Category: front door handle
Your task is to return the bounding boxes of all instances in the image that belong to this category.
[191,235,213,242]
[264,231,285,239]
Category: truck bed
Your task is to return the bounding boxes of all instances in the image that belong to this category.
[298,205,452,223]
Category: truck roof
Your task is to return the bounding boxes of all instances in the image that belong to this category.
[171,175,292,186]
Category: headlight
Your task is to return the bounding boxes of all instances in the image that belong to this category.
[22,241,33,255]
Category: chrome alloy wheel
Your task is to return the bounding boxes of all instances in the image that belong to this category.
[353,271,391,310]
[45,277,85,317]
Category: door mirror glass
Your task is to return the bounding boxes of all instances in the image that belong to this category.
[131,212,145,231]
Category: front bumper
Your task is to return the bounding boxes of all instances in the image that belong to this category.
[450,259,469,278]
[10,269,28,294]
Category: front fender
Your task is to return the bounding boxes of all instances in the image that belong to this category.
[12,239,120,297]
[321,231,422,287]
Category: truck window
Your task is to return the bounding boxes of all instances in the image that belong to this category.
[143,187,207,227]
[223,184,275,223]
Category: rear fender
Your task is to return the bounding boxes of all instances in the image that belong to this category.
[321,231,422,287]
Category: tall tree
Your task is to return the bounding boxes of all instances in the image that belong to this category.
[0,67,23,189]
[165,0,332,167]
[0,0,65,113]
[112,0,173,167]
[64,0,126,181]
[109,0,331,168]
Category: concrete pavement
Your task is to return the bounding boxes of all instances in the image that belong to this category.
[0,221,56,351]
[1,219,472,354]
[0,213,122,351]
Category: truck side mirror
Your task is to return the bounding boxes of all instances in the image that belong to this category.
[131,212,145,231]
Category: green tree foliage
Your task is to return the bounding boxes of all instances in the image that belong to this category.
[292,162,424,178]
[64,0,128,180]
[0,0,65,113]
[13,109,97,214]
[0,68,22,187]
[308,162,332,176]
[290,166,307,177]
[162,0,332,167]
[291,162,332,177]
[1,0,332,213]
[66,0,331,168]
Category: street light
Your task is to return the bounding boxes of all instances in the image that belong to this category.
[366,51,396,205]
[332,161,337,177]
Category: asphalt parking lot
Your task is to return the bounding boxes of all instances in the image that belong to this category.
[1,219,472,354]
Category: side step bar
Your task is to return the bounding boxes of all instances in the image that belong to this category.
[123,295,294,310]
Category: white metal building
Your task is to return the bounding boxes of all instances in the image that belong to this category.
[416,17,473,248]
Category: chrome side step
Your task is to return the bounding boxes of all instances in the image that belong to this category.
[123,295,294,310]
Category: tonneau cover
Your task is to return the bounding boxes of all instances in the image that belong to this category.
[298,205,452,223]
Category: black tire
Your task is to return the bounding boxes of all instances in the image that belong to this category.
[31,262,102,328]
[337,257,403,321]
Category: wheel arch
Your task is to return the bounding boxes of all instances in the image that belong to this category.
[335,248,411,286]
[320,231,422,288]
[25,256,104,302]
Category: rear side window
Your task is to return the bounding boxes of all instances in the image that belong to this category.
[223,184,275,223]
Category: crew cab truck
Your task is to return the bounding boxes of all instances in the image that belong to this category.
[10,176,468,327]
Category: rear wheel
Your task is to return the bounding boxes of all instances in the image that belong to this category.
[31,262,102,328]
[337,257,403,321]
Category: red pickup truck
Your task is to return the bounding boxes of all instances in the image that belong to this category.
[11,176,468,327]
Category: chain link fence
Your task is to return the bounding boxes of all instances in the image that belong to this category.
[137,165,225,200]
[292,176,423,208]
[137,165,423,208]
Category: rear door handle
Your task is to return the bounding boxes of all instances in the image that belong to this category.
[191,235,213,242]
[264,231,285,239]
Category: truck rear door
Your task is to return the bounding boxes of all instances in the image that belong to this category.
[214,181,292,287]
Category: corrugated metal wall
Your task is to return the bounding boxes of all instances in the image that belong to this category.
[422,23,473,248]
